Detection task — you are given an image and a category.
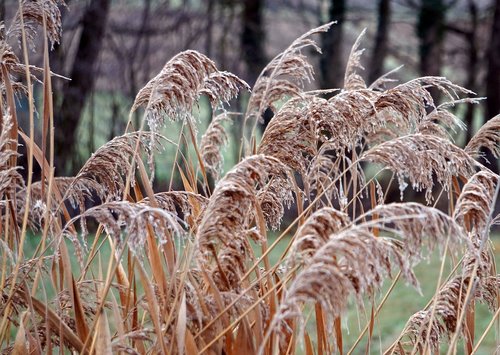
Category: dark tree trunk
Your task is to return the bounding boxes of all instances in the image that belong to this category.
[368,0,391,84]
[486,0,500,120]
[241,0,266,86]
[206,0,215,57]
[464,0,478,143]
[485,0,500,173]
[320,0,346,90]
[54,0,111,175]
[417,0,446,77]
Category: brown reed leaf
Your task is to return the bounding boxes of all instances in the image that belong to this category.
[131,50,248,132]
[362,134,476,203]
[465,114,500,159]
[196,154,291,290]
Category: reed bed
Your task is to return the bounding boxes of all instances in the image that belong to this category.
[0,3,498,354]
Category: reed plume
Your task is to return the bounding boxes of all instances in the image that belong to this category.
[465,114,500,159]
[9,0,65,47]
[131,50,248,132]
[246,22,333,124]
[196,154,291,290]
[362,134,476,202]
[200,112,235,180]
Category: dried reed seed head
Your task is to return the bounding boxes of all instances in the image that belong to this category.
[73,132,161,202]
[373,77,471,136]
[465,114,500,159]
[196,154,291,290]
[256,175,294,230]
[401,274,496,352]
[258,96,331,174]
[200,113,234,180]
[362,203,466,263]
[246,22,333,123]
[362,134,477,203]
[132,50,248,132]
[454,170,499,233]
[343,29,367,91]
[15,177,100,232]
[0,114,23,198]
[71,201,184,257]
[9,0,65,47]
[247,78,302,120]
[291,207,351,259]
[139,191,208,230]
[279,229,416,334]
[418,108,466,138]
[475,275,500,311]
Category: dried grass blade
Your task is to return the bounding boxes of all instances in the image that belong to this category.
[136,259,167,354]
[176,292,187,355]
[12,311,28,355]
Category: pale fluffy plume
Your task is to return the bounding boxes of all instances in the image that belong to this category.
[275,203,466,339]
[139,191,208,230]
[9,0,65,47]
[362,134,476,203]
[279,229,416,330]
[246,22,334,123]
[453,170,499,233]
[363,203,466,261]
[258,96,334,175]
[373,77,472,136]
[69,132,161,203]
[401,274,499,353]
[465,114,500,159]
[17,177,102,231]
[196,154,291,290]
[343,29,366,91]
[69,201,183,256]
[256,175,294,230]
[200,112,236,180]
[0,114,23,198]
[290,207,351,258]
[131,50,248,132]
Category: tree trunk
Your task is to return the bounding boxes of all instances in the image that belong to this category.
[54,0,112,175]
[368,0,391,84]
[417,0,446,77]
[241,0,266,87]
[485,0,500,173]
[320,0,346,90]
[464,0,478,143]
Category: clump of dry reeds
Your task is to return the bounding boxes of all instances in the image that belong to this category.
[1,4,499,355]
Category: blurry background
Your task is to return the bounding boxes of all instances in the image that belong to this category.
[4,0,500,180]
